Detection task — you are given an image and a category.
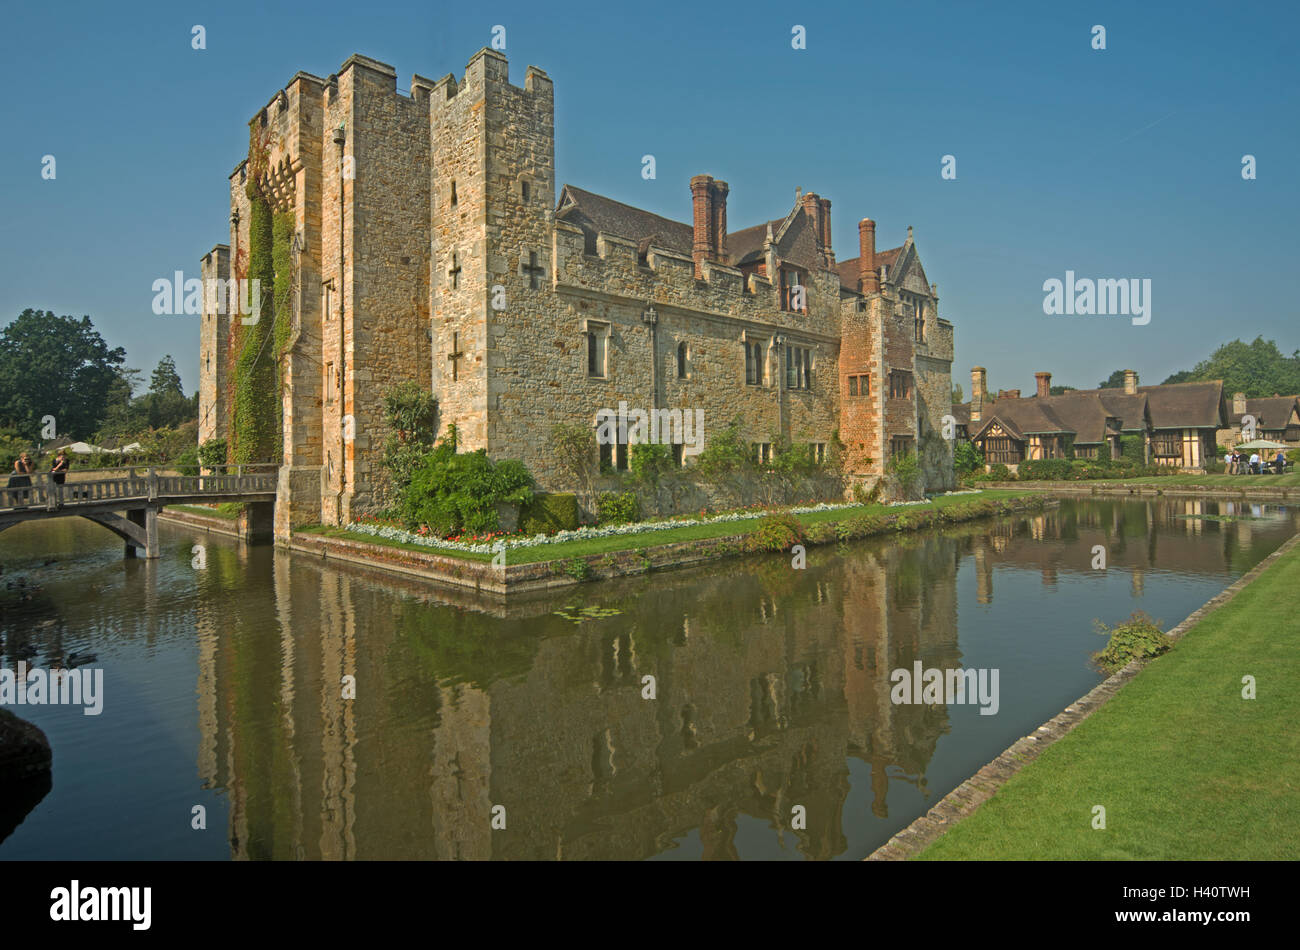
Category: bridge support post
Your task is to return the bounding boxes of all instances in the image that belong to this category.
[238,501,275,545]
[125,507,160,558]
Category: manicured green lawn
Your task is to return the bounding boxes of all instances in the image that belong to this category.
[1014,472,1300,489]
[917,536,1300,860]
[299,490,1032,565]
[167,503,243,520]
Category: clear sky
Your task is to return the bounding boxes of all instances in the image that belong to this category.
[2,0,1297,398]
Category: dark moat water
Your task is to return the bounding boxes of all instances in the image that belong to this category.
[0,497,1294,860]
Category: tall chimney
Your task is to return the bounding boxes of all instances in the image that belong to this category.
[1232,392,1247,416]
[691,175,714,279]
[712,179,729,265]
[858,218,878,292]
[1124,369,1138,395]
[801,192,824,261]
[971,365,987,422]
[1035,371,1052,399]
[818,197,833,265]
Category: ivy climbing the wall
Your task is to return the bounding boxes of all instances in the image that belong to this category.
[231,192,278,463]
[229,115,296,465]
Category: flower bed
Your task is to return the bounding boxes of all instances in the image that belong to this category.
[346,491,987,555]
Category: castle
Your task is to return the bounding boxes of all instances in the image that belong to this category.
[198,47,955,537]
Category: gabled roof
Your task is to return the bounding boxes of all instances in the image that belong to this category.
[836,247,903,293]
[971,391,1131,445]
[556,185,694,255]
[729,219,783,266]
[1244,396,1300,430]
[1137,380,1224,429]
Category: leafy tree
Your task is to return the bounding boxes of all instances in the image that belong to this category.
[1161,337,1300,397]
[150,355,184,398]
[1098,369,1129,389]
[0,309,126,440]
[1049,385,1077,395]
[951,383,964,404]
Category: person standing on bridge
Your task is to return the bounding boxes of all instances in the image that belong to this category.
[50,449,70,506]
[9,452,35,506]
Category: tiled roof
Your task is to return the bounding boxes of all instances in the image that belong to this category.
[728,219,783,265]
[1137,381,1224,429]
[836,247,903,292]
[556,185,694,255]
[1244,396,1300,431]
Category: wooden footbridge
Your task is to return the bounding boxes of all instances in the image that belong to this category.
[0,466,278,558]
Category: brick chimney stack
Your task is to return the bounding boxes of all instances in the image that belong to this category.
[1124,369,1138,395]
[971,365,987,422]
[1233,392,1248,416]
[690,175,729,278]
[1035,371,1052,398]
[801,192,827,264]
[819,197,833,265]
[858,218,878,292]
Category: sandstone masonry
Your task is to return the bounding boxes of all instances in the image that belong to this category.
[197,48,956,537]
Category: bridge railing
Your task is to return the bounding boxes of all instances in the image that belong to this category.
[1,465,279,513]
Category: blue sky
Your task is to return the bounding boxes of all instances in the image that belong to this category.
[2,0,1297,398]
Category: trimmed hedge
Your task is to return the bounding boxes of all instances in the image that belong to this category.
[596,490,641,525]
[519,492,580,536]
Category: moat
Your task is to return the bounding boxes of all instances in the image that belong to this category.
[0,497,1294,860]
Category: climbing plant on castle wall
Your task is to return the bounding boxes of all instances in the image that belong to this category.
[231,192,278,463]
[230,117,296,465]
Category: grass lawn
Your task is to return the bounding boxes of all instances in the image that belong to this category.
[167,503,243,520]
[1011,472,1300,489]
[299,489,1033,565]
[917,537,1300,860]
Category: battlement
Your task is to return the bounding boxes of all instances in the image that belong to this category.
[428,48,553,113]
[553,219,842,340]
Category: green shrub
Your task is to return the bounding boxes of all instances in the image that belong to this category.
[852,479,883,506]
[886,450,924,500]
[519,492,580,535]
[953,441,983,474]
[1018,458,1073,480]
[597,490,641,525]
[743,513,806,553]
[1093,611,1173,673]
[988,463,1013,481]
[198,438,228,469]
[805,521,838,545]
[399,427,535,536]
[562,557,593,582]
[629,443,674,487]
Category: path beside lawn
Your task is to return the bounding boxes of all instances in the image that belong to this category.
[910,531,1300,860]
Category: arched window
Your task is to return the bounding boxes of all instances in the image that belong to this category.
[676,341,688,379]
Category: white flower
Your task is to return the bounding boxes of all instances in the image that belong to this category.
[344,492,983,554]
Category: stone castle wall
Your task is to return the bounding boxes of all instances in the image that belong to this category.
[200,46,955,524]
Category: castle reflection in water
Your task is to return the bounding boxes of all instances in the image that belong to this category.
[191,498,1294,859]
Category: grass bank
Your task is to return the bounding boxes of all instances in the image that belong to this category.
[984,472,1300,490]
[917,534,1300,860]
[167,503,244,520]
[299,490,1035,565]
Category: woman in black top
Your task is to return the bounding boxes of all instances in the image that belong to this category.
[9,453,34,504]
[51,449,70,484]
